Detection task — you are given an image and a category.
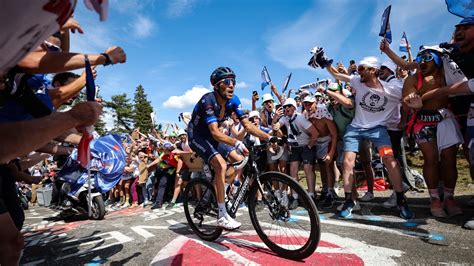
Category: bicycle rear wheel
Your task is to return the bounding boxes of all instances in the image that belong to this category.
[183,178,223,241]
[248,171,320,260]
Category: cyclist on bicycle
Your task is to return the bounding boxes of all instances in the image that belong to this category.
[188,66,273,230]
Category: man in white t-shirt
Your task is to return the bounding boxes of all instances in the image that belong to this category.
[273,98,319,209]
[326,56,414,219]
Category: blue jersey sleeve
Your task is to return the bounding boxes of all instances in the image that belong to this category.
[201,94,218,125]
[229,95,246,119]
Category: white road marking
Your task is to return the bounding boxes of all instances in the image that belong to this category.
[56,231,133,260]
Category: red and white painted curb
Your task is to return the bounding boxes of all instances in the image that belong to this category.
[151,230,403,265]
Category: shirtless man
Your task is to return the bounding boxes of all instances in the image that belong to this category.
[397,46,463,218]
[302,95,337,208]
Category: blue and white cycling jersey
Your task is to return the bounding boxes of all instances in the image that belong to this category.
[189,92,246,136]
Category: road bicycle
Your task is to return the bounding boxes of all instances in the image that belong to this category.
[183,140,320,260]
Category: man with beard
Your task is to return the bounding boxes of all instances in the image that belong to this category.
[324,56,414,219]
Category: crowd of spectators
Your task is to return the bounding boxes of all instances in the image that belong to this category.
[0,1,473,264]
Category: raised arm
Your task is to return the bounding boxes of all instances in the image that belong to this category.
[319,86,353,108]
[326,64,351,83]
[0,101,102,164]
[17,46,126,74]
[380,39,418,70]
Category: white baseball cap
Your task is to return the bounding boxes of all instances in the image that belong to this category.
[261,93,274,103]
[381,60,397,74]
[303,95,315,103]
[359,56,381,69]
[249,110,260,119]
[283,98,297,108]
[177,129,187,136]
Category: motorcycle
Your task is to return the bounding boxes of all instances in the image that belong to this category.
[53,161,106,220]
[54,134,127,220]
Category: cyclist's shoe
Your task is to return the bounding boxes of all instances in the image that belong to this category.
[339,200,355,218]
[289,198,299,210]
[359,192,374,202]
[443,197,462,217]
[430,199,447,218]
[398,202,415,219]
[383,191,397,208]
[322,193,335,209]
[165,202,177,210]
[217,215,241,230]
[255,200,265,212]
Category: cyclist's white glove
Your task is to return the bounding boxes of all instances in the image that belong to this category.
[234,140,246,154]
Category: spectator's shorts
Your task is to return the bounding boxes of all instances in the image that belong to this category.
[288,145,315,164]
[188,127,235,164]
[180,169,191,182]
[315,136,331,160]
[343,125,392,153]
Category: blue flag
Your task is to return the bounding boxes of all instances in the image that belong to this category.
[261,66,272,90]
[399,32,409,52]
[84,56,96,101]
[446,0,474,18]
[282,73,292,93]
[379,5,392,44]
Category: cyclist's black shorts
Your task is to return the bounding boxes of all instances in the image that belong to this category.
[188,127,235,164]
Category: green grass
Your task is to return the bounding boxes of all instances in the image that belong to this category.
[406,151,473,193]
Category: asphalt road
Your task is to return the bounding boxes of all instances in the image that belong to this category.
[21,192,474,265]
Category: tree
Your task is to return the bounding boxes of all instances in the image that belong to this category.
[60,91,107,135]
[105,93,134,134]
[133,84,154,133]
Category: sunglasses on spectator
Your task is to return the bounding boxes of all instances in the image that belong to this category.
[283,105,293,110]
[357,65,373,72]
[416,54,434,64]
[218,78,236,86]
[43,41,62,52]
[249,116,260,122]
[264,101,273,105]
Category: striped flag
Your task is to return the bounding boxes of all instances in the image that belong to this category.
[261,66,271,90]
[399,32,409,52]
[379,5,392,43]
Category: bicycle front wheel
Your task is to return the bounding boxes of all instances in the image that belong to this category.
[183,178,223,241]
[248,171,320,260]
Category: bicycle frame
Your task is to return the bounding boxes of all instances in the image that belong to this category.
[198,144,267,217]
